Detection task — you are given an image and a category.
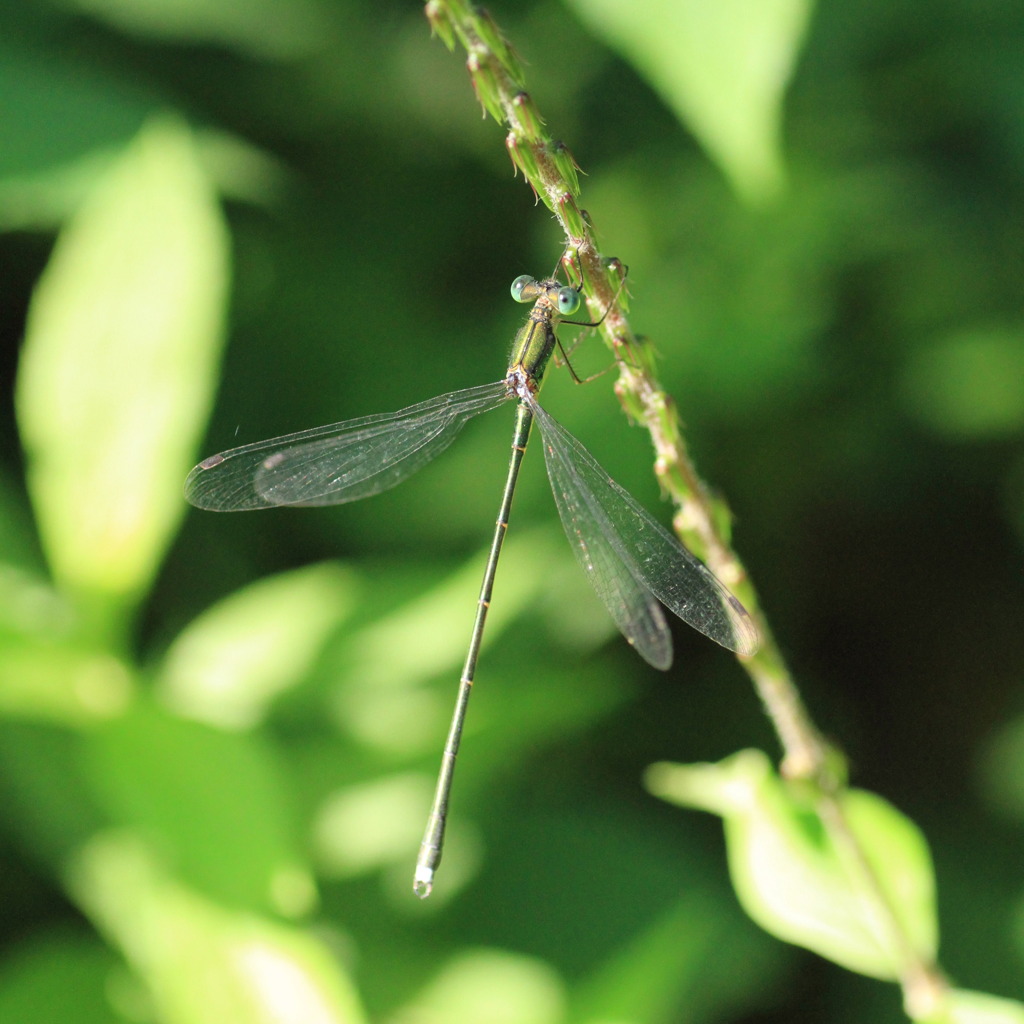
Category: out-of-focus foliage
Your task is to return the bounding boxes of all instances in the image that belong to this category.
[566,0,814,202]
[17,119,229,614]
[0,1,1023,1023]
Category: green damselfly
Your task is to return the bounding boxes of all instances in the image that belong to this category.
[185,270,759,897]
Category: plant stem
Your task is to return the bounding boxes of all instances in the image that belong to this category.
[424,1,947,1011]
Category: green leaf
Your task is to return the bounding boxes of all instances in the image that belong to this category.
[646,750,938,979]
[0,563,73,642]
[394,949,565,1024]
[83,699,314,917]
[0,928,122,1024]
[0,636,133,726]
[62,0,334,61]
[569,893,782,1024]
[67,833,367,1024]
[900,327,1024,439]
[159,562,356,729]
[978,715,1024,822]
[934,989,1024,1024]
[337,528,570,699]
[0,473,43,572]
[16,117,230,617]
[566,0,814,203]
[0,48,138,178]
[324,528,622,761]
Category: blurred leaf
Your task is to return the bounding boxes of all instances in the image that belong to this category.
[63,0,336,61]
[901,327,1024,439]
[0,928,123,1024]
[977,715,1024,822]
[0,472,46,571]
[647,750,938,979]
[159,562,356,729]
[395,948,566,1024]
[83,699,315,917]
[0,637,132,726]
[936,989,1024,1024]
[312,772,435,880]
[570,892,783,1024]
[16,117,230,618]
[0,36,280,231]
[566,0,814,202]
[0,148,127,234]
[332,529,582,756]
[67,832,367,1024]
[0,722,107,866]
[323,537,629,843]
[343,530,565,691]
[0,40,153,181]
[0,563,74,641]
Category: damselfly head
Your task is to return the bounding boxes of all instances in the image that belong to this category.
[511,275,581,317]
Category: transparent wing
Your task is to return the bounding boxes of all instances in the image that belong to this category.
[531,398,758,666]
[186,380,512,510]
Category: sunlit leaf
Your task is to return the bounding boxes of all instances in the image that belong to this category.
[0,637,132,726]
[0,563,73,641]
[68,833,367,1024]
[938,989,1024,1024]
[159,562,356,729]
[332,529,572,754]
[17,117,229,615]
[646,750,938,979]
[312,772,435,879]
[395,949,565,1024]
[566,0,815,202]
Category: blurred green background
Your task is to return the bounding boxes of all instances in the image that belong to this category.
[1,0,1023,1022]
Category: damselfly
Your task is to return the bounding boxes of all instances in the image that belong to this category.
[185,271,758,896]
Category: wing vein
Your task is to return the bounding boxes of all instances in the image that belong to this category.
[185,380,511,510]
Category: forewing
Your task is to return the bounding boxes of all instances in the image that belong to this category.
[186,380,511,510]
[532,400,758,661]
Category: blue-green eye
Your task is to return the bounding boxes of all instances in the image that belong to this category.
[511,275,534,303]
[557,286,581,316]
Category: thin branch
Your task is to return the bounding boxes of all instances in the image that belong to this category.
[425,1,946,1012]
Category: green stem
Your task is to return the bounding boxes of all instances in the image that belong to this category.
[425,1,947,1013]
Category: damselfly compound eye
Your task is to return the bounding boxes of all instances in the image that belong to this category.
[510,275,534,302]
[556,286,581,316]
